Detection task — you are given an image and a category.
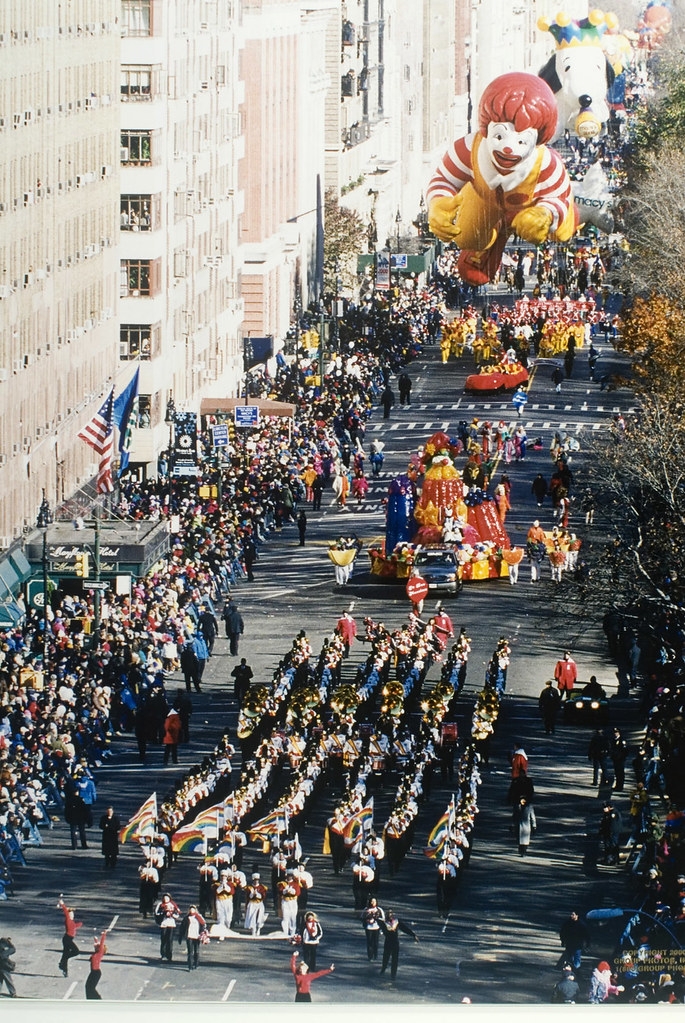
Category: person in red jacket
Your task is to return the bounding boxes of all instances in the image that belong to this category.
[554,651,577,701]
[163,708,182,765]
[85,931,107,999]
[290,950,334,1002]
[57,896,83,977]
[335,610,357,658]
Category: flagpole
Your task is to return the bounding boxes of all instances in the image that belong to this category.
[93,504,101,643]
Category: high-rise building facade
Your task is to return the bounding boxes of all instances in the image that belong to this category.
[120,0,245,474]
[0,3,120,546]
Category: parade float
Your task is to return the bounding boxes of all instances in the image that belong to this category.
[464,357,529,394]
[368,431,511,584]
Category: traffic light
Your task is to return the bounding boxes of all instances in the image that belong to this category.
[75,551,90,578]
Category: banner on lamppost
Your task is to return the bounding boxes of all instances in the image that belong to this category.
[172,411,199,477]
[375,251,390,290]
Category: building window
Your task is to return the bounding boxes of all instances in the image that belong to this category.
[121,130,152,164]
[121,0,151,37]
[121,260,151,297]
[120,324,152,360]
[138,394,152,428]
[121,195,156,230]
[121,66,152,100]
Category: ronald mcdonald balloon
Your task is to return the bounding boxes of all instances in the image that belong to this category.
[427,72,577,286]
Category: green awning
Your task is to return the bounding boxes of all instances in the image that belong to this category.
[8,549,31,584]
[0,560,19,597]
[0,601,24,627]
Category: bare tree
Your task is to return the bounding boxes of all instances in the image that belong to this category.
[618,145,685,302]
[323,191,366,295]
[558,396,685,629]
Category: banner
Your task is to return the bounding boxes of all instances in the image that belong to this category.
[375,252,390,290]
[172,411,198,478]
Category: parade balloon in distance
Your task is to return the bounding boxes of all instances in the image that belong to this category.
[537,10,619,141]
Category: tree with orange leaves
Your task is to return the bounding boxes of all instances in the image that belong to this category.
[618,294,685,394]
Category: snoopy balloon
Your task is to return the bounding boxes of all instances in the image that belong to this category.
[427,71,577,286]
[537,10,619,141]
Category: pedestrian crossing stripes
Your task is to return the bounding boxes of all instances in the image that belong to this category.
[387,402,633,414]
[370,418,616,434]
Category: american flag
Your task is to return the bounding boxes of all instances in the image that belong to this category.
[77,388,115,493]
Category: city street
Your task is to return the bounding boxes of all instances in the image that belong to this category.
[3,331,642,1008]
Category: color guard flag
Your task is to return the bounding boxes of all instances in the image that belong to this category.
[112,367,140,475]
[248,807,289,838]
[342,799,374,848]
[424,798,454,858]
[188,801,223,831]
[77,388,115,493]
[171,823,207,854]
[119,792,157,844]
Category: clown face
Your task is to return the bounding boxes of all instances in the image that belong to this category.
[484,122,538,173]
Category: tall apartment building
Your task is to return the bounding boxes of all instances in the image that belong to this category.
[0,3,120,547]
[120,0,245,474]
[240,0,332,340]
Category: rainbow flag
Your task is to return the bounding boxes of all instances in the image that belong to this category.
[343,800,373,848]
[423,800,454,858]
[188,800,223,832]
[248,808,288,838]
[171,824,207,854]
[119,792,157,844]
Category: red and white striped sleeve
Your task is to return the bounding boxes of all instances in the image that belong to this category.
[531,149,572,229]
[425,134,476,205]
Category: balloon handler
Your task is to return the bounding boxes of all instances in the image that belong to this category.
[426,71,578,286]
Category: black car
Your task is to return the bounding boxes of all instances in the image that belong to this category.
[563,682,610,726]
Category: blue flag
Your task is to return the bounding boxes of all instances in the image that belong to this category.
[243,336,274,370]
[113,368,140,474]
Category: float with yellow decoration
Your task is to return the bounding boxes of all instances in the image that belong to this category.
[464,356,529,394]
[369,431,511,584]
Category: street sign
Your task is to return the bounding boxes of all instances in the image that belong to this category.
[211,424,229,447]
[82,580,109,591]
[406,576,429,603]
[234,405,260,428]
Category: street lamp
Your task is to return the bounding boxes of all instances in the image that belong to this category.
[586,908,683,950]
[36,489,52,669]
[395,208,401,253]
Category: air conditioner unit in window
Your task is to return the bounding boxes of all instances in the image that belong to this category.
[0,455,6,466]
[120,147,129,161]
